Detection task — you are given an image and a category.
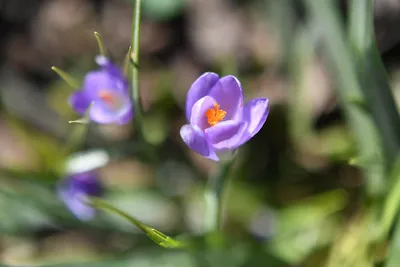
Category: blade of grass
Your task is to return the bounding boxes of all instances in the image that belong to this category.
[385,214,400,267]
[303,0,385,197]
[348,0,400,169]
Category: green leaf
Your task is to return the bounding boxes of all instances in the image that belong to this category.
[348,0,400,168]
[51,66,80,89]
[268,190,347,264]
[348,153,383,167]
[122,46,132,77]
[303,0,386,198]
[385,217,400,267]
[378,156,400,241]
[64,102,93,154]
[68,118,90,124]
[88,197,187,249]
[94,31,108,57]
[278,189,348,232]
[0,243,287,267]
[121,0,184,21]
[142,0,183,21]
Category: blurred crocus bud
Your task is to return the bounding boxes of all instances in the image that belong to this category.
[57,150,109,221]
[57,171,104,221]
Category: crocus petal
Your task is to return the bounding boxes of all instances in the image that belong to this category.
[205,120,248,150]
[57,171,103,221]
[209,75,244,121]
[72,172,104,196]
[57,180,96,221]
[96,55,127,84]
[69,90,91,114]
[180,124,219,161]
[239,98,270,144]
[117,106,134,125]
[95,55,110,67]
[186,72,220,120]
[89,102,120,124]
[190,96,217,130]
[62,192,96,221]
[83,70,117,99]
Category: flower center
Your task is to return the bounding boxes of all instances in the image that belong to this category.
[98,90,116,105]
[206,103,226,126]
[98,90,125,112]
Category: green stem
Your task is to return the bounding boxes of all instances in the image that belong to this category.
[130,0,143,130]
[204,158,234,233]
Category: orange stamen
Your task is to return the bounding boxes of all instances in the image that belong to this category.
[206,103,226,126]
[98,90,115,104]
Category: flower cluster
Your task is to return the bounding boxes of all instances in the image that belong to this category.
[61,53,269,220]
[67,58,269,161]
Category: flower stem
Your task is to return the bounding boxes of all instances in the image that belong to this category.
[204,158,234,233]
[130,0,143,130]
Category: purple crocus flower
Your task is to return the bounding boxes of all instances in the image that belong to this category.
[69,56,133,125]
[180,72,269,161]
[57,171,104,221]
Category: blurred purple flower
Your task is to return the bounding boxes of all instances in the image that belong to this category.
[180,72,269,161]
[57,171,104,221]
[69,56,133,124]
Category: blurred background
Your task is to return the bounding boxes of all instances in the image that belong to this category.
[1,0,400,266]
